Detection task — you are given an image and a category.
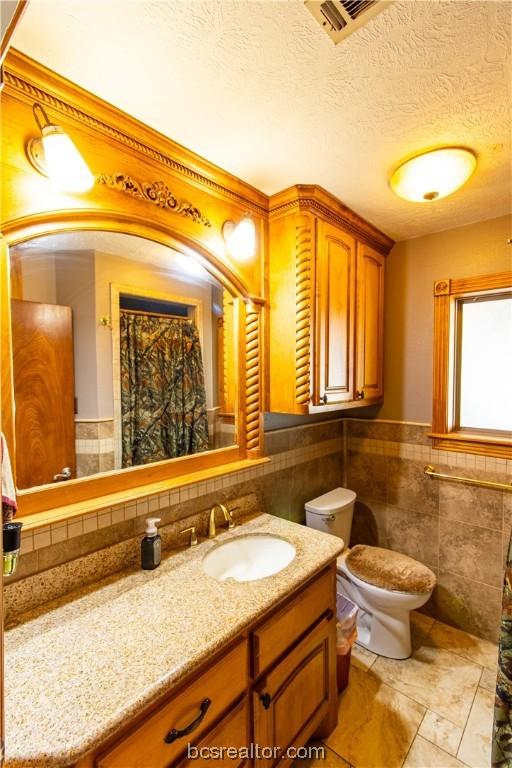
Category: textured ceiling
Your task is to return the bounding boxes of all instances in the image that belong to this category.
[11,0,512,241]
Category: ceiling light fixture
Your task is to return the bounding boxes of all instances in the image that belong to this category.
[390,147,477,203]
[222,216,256,261]
[26,102,94,193]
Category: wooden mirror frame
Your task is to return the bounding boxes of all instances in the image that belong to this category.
[1,50,268,519]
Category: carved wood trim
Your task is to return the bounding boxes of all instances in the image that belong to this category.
[434,279,450,296]
[270,196,394,255]
[295,225,312,406]
[245,304,262,454]
[2,68,268,216]
[96,173,212,227]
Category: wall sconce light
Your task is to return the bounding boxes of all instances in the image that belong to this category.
[222,216,256,261]
[390,147,477,202]
[26,102,94,193]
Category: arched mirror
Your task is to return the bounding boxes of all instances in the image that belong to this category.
[8,230,238,492]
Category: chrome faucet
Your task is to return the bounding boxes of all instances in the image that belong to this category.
[208,503,235,539]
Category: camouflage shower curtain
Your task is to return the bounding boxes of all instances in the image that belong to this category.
[493,528,512,766]
[120,311,209,467]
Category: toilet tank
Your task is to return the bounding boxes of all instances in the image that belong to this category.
[305,487,356,548]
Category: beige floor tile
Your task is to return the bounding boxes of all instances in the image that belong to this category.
[404,735,468,767]
[428,620,498,670]
[325,665,425,768]
[418,710,463,756]
[351,643,378,672]
[372,643,482,727]
[411,610,435,632]
[411,611,435,650]
[292,741,351,768]
[457,687,494,768]
[479,666,497,693]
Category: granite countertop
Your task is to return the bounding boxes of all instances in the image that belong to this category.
[4,513,343,768]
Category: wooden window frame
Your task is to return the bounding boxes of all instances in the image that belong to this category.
[430,271,512,459]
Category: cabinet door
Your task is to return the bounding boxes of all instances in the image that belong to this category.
[315,221,355,405]
[253,616,337,768]
[356,243,385,401]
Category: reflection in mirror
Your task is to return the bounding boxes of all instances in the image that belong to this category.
[9,232,237,490]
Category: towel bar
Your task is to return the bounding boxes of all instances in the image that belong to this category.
[424,464,512,492]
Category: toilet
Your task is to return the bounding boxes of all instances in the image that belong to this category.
[305,488,436,660]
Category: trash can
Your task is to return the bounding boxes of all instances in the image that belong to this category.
[336,593,358,693]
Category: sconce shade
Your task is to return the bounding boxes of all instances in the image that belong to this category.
[223,216,256,261]
[27,103,94,193]
[390,147,476,203]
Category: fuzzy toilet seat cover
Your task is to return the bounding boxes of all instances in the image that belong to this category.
[345,545,437,594]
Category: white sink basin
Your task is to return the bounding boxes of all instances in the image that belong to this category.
[202,533,296,583]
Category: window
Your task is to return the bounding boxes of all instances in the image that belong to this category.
[431,271,512,458]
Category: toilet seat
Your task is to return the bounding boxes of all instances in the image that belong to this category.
[343,544,436,595]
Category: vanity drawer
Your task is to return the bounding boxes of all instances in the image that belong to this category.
[177,697,250,768]
[97,639,248,768]
[252,567,334,676]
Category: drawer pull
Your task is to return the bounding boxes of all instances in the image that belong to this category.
[164,698,211,744]
[260,692,272,710]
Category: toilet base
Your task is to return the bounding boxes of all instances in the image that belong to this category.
[354,606,412,660]
[337,568,431,660]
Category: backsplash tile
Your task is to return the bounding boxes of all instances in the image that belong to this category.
[8,420,344,589]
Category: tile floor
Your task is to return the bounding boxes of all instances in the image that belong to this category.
[301,612,498,768]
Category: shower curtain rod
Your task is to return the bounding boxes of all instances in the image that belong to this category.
[424,464,512,492]
[120,308,189,321]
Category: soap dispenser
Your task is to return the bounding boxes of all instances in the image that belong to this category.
[3,521,23,577]
[141,517,161,570]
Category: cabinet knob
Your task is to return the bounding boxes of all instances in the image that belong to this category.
[320,394,328,404]
[260,692,272,710]
[355,390,365,401]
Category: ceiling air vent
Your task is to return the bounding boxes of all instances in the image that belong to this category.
[305,0,393,44]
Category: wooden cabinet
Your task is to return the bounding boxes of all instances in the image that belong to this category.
[268,185,394,414]
[87,565,337,768]
[177,699,250,768]
[315,221,356,406]
[97,641,248,768]
[356,243,385,401]
[253,617,336,768]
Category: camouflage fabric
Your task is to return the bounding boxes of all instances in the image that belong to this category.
[120,312,209,467]
[493,529,512,766]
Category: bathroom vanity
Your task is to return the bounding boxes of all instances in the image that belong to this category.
[4,515,343,767]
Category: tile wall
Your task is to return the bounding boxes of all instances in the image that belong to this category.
[5,420,344,619]
[75,419,115,476]
[6,416,511,643]
[346,419,511,643]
